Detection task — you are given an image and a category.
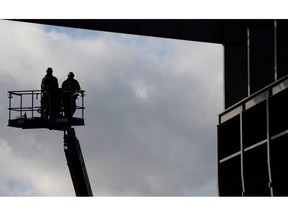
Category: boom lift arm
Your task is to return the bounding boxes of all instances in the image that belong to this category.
[64,128,93,196]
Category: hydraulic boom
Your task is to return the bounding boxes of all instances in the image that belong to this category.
[64,128,93,196]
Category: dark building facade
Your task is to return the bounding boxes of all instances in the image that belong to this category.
[16,19,288,196]
[218,20,288,196]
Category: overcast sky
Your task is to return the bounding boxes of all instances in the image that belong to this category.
[0,19,223,196]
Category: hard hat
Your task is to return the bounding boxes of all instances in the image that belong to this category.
[46,67,53,74]
[68,72,75,77]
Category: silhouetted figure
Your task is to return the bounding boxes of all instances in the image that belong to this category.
[62,72,81,118]
[41,67,60,118]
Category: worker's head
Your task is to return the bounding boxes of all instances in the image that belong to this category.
[68,72,75,78]
[46,67,53,75]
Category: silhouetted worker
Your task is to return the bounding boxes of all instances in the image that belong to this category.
[62,72,81,118]
[41,67,60,118]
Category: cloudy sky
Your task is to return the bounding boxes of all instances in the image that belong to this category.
[0,19,223,196]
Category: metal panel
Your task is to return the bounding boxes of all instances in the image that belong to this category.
[220,105,242,124]
[245,90,269,109]
[242,144,271,196]
[276,20,288,79]
[269,88,288,136]
[242,100,267,149]
[218,115,241,160]
[224,45,248,108]
[272,78,288,95]
[249,21,275,94]
[270,134,288,196]
[218,156,242,196]
[223,22,248,45]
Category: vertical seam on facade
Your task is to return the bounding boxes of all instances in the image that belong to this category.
[240,107,245,196]
[247,26,251,96]
[274,20,278,81]
[266,94,274,196]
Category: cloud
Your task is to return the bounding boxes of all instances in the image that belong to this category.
[0,20,223,196]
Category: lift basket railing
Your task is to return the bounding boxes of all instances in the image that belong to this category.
[8,89,85,121]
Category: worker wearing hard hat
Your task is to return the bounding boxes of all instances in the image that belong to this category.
[62,72,81,118]
[41,67,60,118]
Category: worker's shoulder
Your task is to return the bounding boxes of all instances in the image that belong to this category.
[62,79,68,84]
